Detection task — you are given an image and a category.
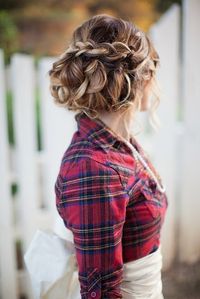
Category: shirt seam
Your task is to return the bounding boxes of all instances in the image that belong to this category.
[83,156,129,199]
[58,155,129,204]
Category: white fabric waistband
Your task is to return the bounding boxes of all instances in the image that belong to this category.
[120,246,164,299]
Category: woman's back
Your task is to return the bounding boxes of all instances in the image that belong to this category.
[54,111,168,298]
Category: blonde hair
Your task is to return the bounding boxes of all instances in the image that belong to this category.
[48,13,161,135]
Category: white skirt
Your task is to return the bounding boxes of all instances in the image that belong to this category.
[24,229,164,299]
[120,246,164,299]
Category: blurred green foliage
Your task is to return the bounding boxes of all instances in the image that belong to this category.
[6,89,15,146]
[35,85,42,151]
[6,90,19,196]
[0,0,182,63]
[0,10,20,64]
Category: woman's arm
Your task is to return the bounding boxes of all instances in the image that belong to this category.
[55,157,129,299]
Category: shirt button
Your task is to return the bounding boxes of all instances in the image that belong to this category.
[91,291,96,297]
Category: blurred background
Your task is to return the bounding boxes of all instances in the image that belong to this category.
[0,0,200,298]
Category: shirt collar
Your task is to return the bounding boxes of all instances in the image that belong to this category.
[75,111,137,154]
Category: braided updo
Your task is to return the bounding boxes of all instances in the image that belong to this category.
[48,14,160,123]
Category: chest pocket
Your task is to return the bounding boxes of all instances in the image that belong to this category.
[139,178,166,219]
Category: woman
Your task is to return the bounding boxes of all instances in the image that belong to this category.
[49,13,169,299]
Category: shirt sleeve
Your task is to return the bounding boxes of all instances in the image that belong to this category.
[55,157,129,299]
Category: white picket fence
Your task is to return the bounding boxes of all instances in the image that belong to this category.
[0,1,200,298]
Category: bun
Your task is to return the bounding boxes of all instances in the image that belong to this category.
[48,14,160,118]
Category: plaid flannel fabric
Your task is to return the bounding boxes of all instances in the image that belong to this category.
[55,111,168,299]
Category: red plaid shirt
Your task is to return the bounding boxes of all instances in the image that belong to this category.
[55,111,169,299]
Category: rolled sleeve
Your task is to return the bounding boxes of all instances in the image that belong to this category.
[55,157,129,298]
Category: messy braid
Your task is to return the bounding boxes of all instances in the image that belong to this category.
[48,13,161,131]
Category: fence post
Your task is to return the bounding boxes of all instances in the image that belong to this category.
[0,49,18,299]
[178,0,200,263]
[148,4,181,269]
[10,53,40,299]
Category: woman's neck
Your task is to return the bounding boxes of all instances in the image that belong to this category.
[97,110,132,143]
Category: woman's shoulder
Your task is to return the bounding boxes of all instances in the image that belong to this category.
[58,132,140,192]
